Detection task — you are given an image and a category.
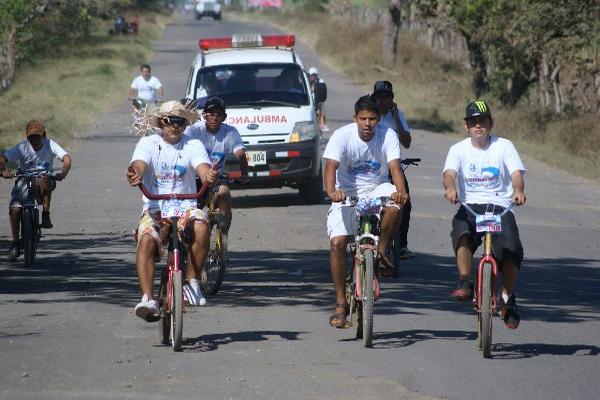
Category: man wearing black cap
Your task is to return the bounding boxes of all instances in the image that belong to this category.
[442,100,526,330]
[372,80,414,260]
[184,96,248,233]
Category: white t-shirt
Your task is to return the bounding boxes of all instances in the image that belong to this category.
[184,122,245,174]
[131,134,210,212]
[378,110,410,134]
[130,75,162,102]
[443,135,526,208]
[4,139,68,172]
[323,123,401,196]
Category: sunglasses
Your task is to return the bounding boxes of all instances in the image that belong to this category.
[466,116,490,126]
[162,116,189,127]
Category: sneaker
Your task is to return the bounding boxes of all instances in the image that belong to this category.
[183,279,207,306]
[499,293,520,330]
[397,247,415,259]
[41,211,53,229]
[7,241,20,262]
[135,294,159,322]
[452,279,473,301]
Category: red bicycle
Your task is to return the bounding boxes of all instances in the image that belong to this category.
[133,174,210,352]
[461,202,514,358]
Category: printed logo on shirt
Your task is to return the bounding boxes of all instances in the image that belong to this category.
[156,162,187,188]
[466,166,500,190]
[347,160,382,178]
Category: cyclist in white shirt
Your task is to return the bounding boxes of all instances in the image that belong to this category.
[128,64,164,104]
[127,101,218,321]
[184,96,248,234]
[323,95,409,328]
[372,80,414,259]
[443,100,526,329]
[0,120,71,261]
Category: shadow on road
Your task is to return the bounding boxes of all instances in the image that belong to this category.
[181,329,306,352]
[1,234,598,331]
[492,342,600,359]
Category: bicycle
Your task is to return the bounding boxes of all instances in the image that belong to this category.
[133,173,210,352]
[340,196,396,348]
[199,183,228,295]
[389,158,420,277]
[2,168,55,267]
[461,202,514,358]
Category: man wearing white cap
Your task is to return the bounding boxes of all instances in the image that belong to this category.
[308,67,329,132]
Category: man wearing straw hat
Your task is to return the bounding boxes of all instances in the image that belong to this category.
[127,100,218,321]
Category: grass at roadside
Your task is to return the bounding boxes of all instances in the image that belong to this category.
[231,10,599,180]
[0,11,170,151]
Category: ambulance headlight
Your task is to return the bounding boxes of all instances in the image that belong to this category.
[290,122,317,143]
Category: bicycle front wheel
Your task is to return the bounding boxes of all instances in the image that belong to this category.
[158,268,170,345]
[170,270,183,352]
[21,208,36,267]
[201,222,228,295]
[362,249,375,348]
[480,262,493,358]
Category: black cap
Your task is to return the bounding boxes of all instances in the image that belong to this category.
[373,80,393,96]
[204,96,226,113]
[465,100,491,119]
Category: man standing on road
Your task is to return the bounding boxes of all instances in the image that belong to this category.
[127,101,218,321]
[372,80,414,259]
[324,95,409,328]
[128,64,164,105]
[442,100,526,329]
[184,96,249,235]
[308,67,329,133]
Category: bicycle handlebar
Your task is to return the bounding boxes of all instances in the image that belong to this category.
[460,202,515,218]
[2,169,55,179]
[335,196,395,207]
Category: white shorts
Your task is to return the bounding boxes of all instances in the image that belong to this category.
[326,182,399,239]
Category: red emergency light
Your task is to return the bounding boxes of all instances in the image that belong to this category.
[199,34,295,51]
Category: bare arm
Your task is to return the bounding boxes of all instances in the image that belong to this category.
[55,154,71,181]
[0,154,10,178]
[388,159,409,205]
[324,158,345,202]
[157,86,164,102]
[234,148,249,177]
[443,169,458,204]
[511,170,526,205]
[391,104,411,148]
[127,160,148,186]
[128,87,137,100]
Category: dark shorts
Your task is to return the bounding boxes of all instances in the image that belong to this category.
[10,177,56,209]
[451,204,524,269]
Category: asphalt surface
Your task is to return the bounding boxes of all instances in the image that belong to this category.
[1,10,599,400]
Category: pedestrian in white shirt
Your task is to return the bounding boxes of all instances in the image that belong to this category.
[128,64,164,104]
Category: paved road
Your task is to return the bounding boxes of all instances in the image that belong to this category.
[1,10,599,400]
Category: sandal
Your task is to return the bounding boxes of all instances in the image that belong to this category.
[329,303,349,328]
[378,254,395,278]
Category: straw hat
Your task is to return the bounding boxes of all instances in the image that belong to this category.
[149,100,198,128]
[25,120,45,137]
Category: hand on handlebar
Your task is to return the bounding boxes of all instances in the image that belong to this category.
[445,187,459,204]
[54,171,67,181]
[1,169,14,179]
[512,190,526,206]
[391,190,409,206]
[127,166,142,187]
[328,190,347,203]
[205,168,219,185]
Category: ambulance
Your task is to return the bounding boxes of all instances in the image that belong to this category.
[184,33,325,203]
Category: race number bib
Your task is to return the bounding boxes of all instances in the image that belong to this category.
[475,213,502,233]
[161,200,186,219]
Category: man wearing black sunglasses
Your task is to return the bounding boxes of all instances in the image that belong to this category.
[127,100,219,320]
[442,100,526,330]
[184,96,248,236]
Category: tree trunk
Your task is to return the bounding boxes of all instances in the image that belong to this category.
[465,35,488,96]
[550,61,563,113]
[382,0,402,64]
[0,25,18,91]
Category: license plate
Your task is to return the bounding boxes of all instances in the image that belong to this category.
[475,214,502,233]
[247,151,267,167]
[161,200,186,219]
